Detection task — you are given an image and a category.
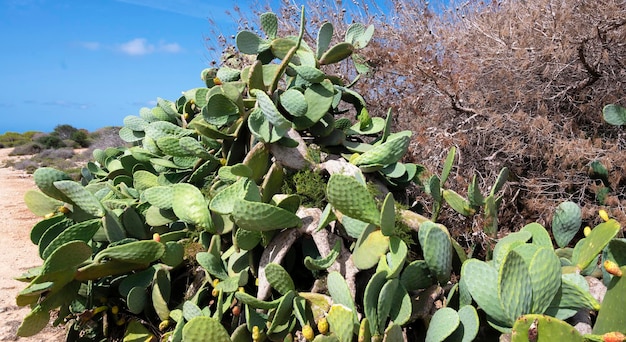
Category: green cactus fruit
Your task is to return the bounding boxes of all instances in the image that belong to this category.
[419,221,453,283]
[593,265,626,334]
[551,201,582,248]
[292,80,334,130]
[353,226,389,270]
[350,134,411,170]
[319,42,354,65]
[316,22,333,59]
[53,180,105,217]
[498,250,533,324]
[326,174,380,226]
[93,240,165,264]
[572,219,620,270]
[443,189,475,216]
[265,263,295,295]
[400,260,433,291]
[327,271,358,325]
[461,259,510,327]
[426,307,460,342]
[510,314,584,342]
[23,190,64,217]
[41,219,101,259]
[305,240,341,271]
[172,183,213,232]
[182,316,231,342]
[603,103,626,126]
[327,304,355,342]
[231,199,301,231]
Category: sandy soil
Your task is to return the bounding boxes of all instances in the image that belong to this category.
[0,148,65,341]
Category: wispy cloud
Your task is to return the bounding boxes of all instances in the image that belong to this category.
[131,100,158,107]
[76,38,183,56]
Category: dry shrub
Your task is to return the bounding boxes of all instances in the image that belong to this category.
[212,0,626,236]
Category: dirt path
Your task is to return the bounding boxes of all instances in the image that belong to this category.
[0,149,65,341]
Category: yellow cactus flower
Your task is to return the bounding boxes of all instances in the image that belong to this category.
[583,226,592,237]
[604,260,623,277]
[302,324,315,341]
[599,209,610,222]
[252,326,260,342]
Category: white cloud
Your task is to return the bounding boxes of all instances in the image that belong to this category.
[118,38,155,56]
[159,41,182,53]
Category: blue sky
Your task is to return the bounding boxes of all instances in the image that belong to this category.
[0,0,284,133]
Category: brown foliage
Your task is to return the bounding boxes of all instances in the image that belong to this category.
[212,0,626,237]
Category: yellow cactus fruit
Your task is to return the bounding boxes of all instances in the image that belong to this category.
[302,324,315,341]
[212,288,219,297]
[317,317,329,335]
[212,279,220,287]
[213,77,222,85]
[238,287,245,293]
[583,226,592,237]
[58,206,70,214]
[604,260,623,277]
[602,332,626,342]
[599,209,610,222]
[44,212,55,219]
[111,305,119,315]
[159,319,170,331]
[152,233,161,242]
[252,326,260,342]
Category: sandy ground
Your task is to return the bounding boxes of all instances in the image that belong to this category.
[0,148,65,341]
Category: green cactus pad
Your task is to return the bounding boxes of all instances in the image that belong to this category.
[603,103,626,126]
[316,22,333,58]
[457,305,480,342]
[388,283,411,325]
[265,263,295,295]
[267,290,296,334]
[492,231,532,270]
[380,192,396,236]
[196,252,228,280]
[350,134,410,169]
[419,221,453,283]
[33,167,72,202]
[572,219,620,270]
[461,259,509,327]
[93,240,165,264]
[352,226,389,270]
[364,271,388,336]
[551,201,582,248]
[171,183,213,231]
[327,304,355,342]
[400,260,433,291]
[41,219,101,260]
[425,307,460,342]
[327,271,358,324]
[235,291,281,310]
[292,80,334,129]
[498,250,532,324]
[182,316,231,342]
[528,247,561,314]
[53,180,105,217]
[383,237,408,279]
[305,240,341,271]
[593,265,626,334]
[319,42,354,65]
[443,189,475,216]
[549,273,600,312]
[511,314,584,342]
[520,223,553,248]
[23,190,64,217]
[231,199,301,231]
[326,174,380,226]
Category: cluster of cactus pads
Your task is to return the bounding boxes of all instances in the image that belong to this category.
[16,8,626,342]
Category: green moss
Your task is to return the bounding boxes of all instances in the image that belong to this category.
[281,169,327,208]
